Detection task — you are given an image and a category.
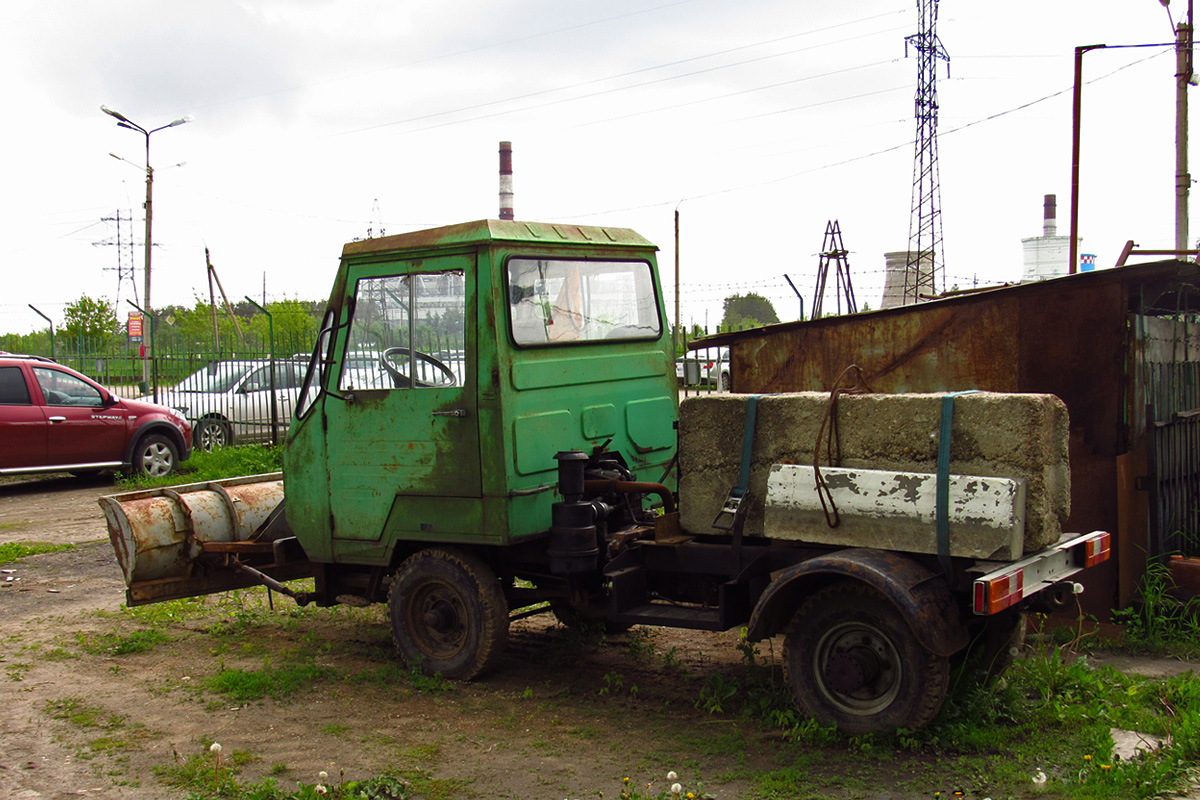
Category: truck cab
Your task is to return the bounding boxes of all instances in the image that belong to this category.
[284,219,677,595]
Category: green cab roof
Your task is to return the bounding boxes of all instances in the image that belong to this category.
[341,219,657,258]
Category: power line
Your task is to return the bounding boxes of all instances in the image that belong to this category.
[328,12,913,140]
[554,47,1173,221]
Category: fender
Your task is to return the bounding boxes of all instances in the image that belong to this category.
[123,419,192,466]
[745,548,970,658]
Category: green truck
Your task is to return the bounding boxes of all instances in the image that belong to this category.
[102,219,1111,734]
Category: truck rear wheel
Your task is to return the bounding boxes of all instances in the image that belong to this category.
[783,581,949,734]
[387,548,508,680]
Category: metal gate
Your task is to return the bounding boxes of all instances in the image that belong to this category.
[1143,350,1200,560]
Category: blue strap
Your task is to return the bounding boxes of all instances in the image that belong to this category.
[735,395,761,498]
[937,390,978,576]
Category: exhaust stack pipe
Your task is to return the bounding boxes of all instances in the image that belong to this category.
[499,141,514,221]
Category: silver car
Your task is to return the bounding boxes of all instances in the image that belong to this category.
[143,360,304,450]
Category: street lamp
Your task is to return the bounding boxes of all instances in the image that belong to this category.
[101,105,192,389]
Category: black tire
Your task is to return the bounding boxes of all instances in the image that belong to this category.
[195,418,231,451]
[387,548,508,680]
[783,581,950,735]
[720,372,731,392]
[130,433,179,478]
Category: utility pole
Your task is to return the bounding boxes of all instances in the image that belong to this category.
[1176,0,1194,253]
[674,208,680,357]
[903,0,950,304]
[812,220,857,319]
[94,211,140,309]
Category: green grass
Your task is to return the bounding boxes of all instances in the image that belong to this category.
[75,628,170,656]
[204,661,342,703]
[118,443,283,490]
[0,541,75,565]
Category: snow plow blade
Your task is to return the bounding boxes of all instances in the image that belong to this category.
[99,473,313,606]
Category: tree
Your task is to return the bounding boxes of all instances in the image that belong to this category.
[720,293,780,331]
[62,295,118,342]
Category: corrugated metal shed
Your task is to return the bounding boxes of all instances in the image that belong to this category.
[696,259,1200,615]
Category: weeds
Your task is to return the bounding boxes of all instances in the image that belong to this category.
[1112,557,1200,656]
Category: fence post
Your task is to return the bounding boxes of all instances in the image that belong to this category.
[244,297,278,445]
[27,305,55,360]
[127,301,158,401]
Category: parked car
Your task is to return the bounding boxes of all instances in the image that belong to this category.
[146,360,304,450]
[675,348,731,391]
[0,354,192,478]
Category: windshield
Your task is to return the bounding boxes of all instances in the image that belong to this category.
[173,363,255,393]
[507,258,660,346]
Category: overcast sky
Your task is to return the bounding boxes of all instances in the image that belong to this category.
[0,1,1189,334]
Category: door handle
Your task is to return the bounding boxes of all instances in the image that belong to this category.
[432,408,468,418]
[48,416,67,423]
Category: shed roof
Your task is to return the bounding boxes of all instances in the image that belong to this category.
[696,258,1200,348]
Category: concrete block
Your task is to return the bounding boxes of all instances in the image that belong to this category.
[677,392,1070,555]
[764,464,1027,560]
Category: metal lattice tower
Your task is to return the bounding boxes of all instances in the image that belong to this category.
[903,0,950,304]
[812,220,857,319]
[93,211,140,309]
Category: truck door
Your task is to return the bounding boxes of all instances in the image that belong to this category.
[324,254,480,542]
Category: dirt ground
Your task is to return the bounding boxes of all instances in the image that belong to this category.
[0,474,1196,800]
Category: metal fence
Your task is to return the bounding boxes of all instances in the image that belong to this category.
[6,330,316,448]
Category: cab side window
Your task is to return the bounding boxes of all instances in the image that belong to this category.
[0,367,31,405]
[340,270,466,391]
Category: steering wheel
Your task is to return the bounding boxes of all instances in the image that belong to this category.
[380,347,457,388]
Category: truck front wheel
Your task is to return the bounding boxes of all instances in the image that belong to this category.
[783,581,949,734]
[388,548,509,680]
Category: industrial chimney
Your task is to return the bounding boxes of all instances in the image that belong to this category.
[499,141,514,221]
[1022,193,1076,281]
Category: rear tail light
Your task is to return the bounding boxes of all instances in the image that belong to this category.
[972,530,1111,615]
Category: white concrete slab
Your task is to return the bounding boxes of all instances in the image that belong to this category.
[763,463,1027,560]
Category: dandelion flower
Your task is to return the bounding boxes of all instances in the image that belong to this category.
[671,782,683,796]
[319,771,328,782]
[1101,764,1112,771]
[210,743,222,755]
[667,771,678,781]
[623,777,631,785]
[316,786,327,796]
[1032,769,1048,786]
[1084,755,1093,762]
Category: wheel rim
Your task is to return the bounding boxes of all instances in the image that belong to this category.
[141,443,174,477]
[406,579,468,660]
[812,620,901,716]
[199,422,227,451]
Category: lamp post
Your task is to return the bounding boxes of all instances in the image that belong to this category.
[100,105,191,389]
[1069,44,1107,276]
[1068,36,1178,274]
